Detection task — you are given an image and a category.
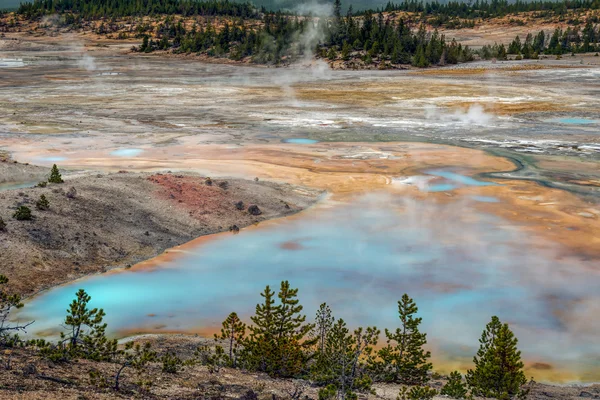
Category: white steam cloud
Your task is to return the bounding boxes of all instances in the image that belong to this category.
[424,104,492,125]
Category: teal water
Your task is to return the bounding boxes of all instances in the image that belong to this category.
[471,195,500,203]
[110,148,144,157]
[423,170,496,192]
[282,138,319,144]
[15,194,600,379]
[0,182,37,191]
[549,118,598,125]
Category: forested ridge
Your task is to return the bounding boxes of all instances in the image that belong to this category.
[9,0,600,66]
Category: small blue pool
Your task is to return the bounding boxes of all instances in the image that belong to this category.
[282,138,319,144]
[110,148,144,157]
[548,118,599,125]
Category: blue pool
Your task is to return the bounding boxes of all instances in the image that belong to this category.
[15,193,600,381]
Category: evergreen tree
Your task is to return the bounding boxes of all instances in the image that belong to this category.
[312,318,379,400]
[214,311,246,367]
[370,294,432,385]
[60,289,118,361]
[36,194,50,210]
[48,164,63,183]
[314,302,334,355]
[241,281,316,377]
[440,371,469,398]
[466,316,527,399]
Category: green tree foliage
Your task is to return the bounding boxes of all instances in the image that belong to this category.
[214,311,246,367]
[397,385,438,400]
[314,303,334,355]
[160,351,183,373]
[312,317,379,400]
[48,164,63,183]
[36,194,50,210]
[59,289,118,361]
[440,371,469,399]
[0,275,32,346]
[13,205,32,221]
[115,342,157,391]
[466,316,527,399]
[370,294,432,385]
[18,0,258,20]
[240,281,316,377]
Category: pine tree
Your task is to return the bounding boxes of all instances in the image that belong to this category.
[441,371,468,398]
[214,312,246,367]
[36,194,50,210]
[314,303,334,355]
[370,294,432,385]
[313,318,379,400]
[60,289,118,361]
[466,316,527,399]
[48,164,63,183]
[241,281,316,377]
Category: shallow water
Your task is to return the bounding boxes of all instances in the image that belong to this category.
[548,118,599,125]
[0,181,37,191]
[282,138,319,144]
[110,148,144,157]
[17,193,600,381]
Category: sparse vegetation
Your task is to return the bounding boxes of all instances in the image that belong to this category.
[13,205,32,220]
[0,275,32,346]
[0,279,532,398]
[36,194,50,210]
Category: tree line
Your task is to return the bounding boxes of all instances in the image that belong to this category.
[1,276,529,399]
[134,7,473,67]
[17,0,259,20]
[378,0,600,19]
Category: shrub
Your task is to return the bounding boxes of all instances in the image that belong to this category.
[37,181,47,188]
[13,206,32,221]
[441,371,468,398]
[48,164,63,183]
[398,386,437,400]
[36,195,50,210]
[66,187,77,199]
[161,352,183,373]
[318,384,337,400]
[0,217,5,231]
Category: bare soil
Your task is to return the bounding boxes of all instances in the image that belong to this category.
[0,161,322,297]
